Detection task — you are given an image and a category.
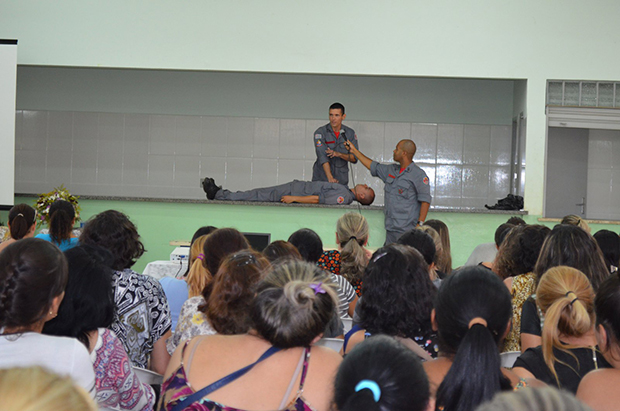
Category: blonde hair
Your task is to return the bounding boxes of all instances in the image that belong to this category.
[0,366,97,411]
[425,220,452,274]
[186,234,211,297]
[337,212,369,284]
[537,266,595,385]
[561,214,591,234]
[476,386,592,411]
[250,260,338,348]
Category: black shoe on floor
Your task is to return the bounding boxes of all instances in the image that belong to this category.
[202,177,221,200]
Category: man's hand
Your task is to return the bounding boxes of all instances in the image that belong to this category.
[327,176,339,183]
[281,196,295,203]
[344,141,372,170]
[326,148,340,159]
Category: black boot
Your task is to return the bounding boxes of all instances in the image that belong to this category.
[202,177,221,200]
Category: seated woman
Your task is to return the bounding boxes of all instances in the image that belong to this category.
[562,214,591,233]
[35,199,79,251]
[167,249,269,354]
[289,228,357,318]
[43,244,155,410]
[159,260,343,411]
[397,229,441,287]
[160,227,215,332]
[593,229,620,274]
[425,219,452,275]
[423,266,539,411]
[478,387,592,411]
[317,212,372,297]
[577,271,620,410]
[80,210,172,375]
[344,244,437,359]
[334,335,430,411]
[520,224,609,351]
[512,266,610,393]
[0,366,97,411]
[0,238,95,397]
[494,224,550,352]
[0,203,37,253]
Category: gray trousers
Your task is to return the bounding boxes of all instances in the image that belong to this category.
[215,181,294,202]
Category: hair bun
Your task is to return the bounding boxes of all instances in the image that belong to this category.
[283,281,316,308]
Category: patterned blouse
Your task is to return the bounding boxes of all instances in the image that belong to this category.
[167,296,216,355]
[111,269,172,369]
[502,272,536,353]
[91,328,155,411]
[318,250,362,297]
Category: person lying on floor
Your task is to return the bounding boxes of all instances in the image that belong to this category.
[202,177,375,205]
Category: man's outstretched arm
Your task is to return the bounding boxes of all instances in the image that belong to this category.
[321,163,338,183]
[344,141,372,170]
[281,195,320,204]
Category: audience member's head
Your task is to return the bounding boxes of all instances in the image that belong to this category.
[418,225,442,266]
[7,203,37,240]
[506,216,526,226]
[288,228,323,263]
[362,244,435,341]
[250,260,337,348]
[495,224,551,279]
[494,223,515,248]
[190,226,217,245]
[337,212,370,283]
[79,210,145,271]
[434,266,513,411]
[202,228,250,277]
[201,250,270,335]
[396,230,437,280]
[42,244,116,348]
[0,238,68,332]
[561,214,591,234]
[536,266,595,385]
[593,229,620,273]
[534,224,608,291]
[425,219,452,274]
[0,366,97,411]
[186,234,211,297]
[595,271,620,357]
[48,199,76,244]
[334,335,430,411]
[262,240,302,263]
[476,387,592,411]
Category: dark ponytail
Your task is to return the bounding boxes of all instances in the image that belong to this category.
[334,335,429,411]
[434,266,513,411]
[8,204,36,240]
[48,200,75,244]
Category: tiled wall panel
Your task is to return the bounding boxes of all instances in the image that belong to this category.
[14,110,513,208]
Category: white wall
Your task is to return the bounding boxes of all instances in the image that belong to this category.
[4,0,620,214]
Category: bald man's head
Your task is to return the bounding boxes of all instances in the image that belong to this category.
[399,139,417,157]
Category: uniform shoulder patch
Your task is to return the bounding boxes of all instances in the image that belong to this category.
[423,177,429,185]
[314,133,322,139]
[316,140,323,147]
[337,196,345,204]
[354,133,358,140]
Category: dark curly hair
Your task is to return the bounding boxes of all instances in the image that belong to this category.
[361,244,436,339]
[202,228,250,277]
[79,210,145,271]
[495,225,551,279]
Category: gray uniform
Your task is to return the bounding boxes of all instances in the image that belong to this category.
[215,180,356,205]
[370,161,432,245]
[312,124,359,185]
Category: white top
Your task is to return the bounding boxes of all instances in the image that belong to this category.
[0,332,96,397]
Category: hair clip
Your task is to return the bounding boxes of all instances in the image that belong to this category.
[349,236,357,241]
[231,253,257,267]
[196,253,205,261]
[309,282,326,295]
[355,380,381,402]
[16,213,24,218]
[372,252,388,263]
